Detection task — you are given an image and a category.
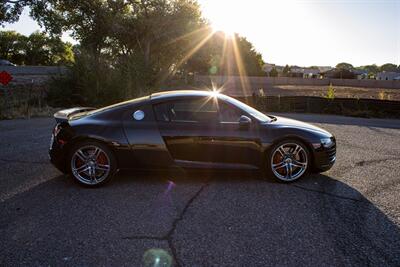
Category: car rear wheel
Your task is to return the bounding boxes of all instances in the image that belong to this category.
[68,141,116,186]
[266,140,310,182]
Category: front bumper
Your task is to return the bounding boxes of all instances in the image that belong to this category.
[312,140,336,172]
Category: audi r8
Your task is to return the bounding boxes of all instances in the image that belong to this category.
[49,90,336,186]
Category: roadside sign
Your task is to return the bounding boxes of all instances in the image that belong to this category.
[0,71,13,86]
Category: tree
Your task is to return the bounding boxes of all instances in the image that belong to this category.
[187,31,265,76]
[269,67,278,77]
[2,0,265,105]
[358,64,379,79]
[0,30,26,65]
[4,0,207,103]
[282,65,291,76]
[380,63,398,72]
[0,30,73,65]
[336,62,354,70]
[359,64,379,74]
[0,0,28,24]
[331,69,355,79]
[234,35,265,76]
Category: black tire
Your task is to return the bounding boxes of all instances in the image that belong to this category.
[68,141,117,187]
[265,139,310,183]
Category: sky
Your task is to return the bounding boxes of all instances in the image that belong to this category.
[3,0,400,67]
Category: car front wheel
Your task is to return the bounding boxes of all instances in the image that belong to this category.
[266,140,310,182]
[68,141,116,186]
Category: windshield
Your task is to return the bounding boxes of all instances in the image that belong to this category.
[219,94,272,122]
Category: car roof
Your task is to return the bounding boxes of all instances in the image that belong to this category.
[150,90,216,101]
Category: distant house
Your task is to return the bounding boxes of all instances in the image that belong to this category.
[263,63,335,78]
[262,63,275,73]
[303,68,320,78]
[376,71,400,81]
[321,68,356,79]
[290,67,320,78]
[262,63,284,76]
[353,69,368,80]
[318,66,333,73]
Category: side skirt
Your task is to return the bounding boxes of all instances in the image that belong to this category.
[174,159,259,170]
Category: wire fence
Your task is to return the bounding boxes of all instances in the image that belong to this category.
[236,95,400,119]
[1,85,400,119]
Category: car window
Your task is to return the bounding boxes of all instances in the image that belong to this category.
[218,101,244,123]
[154,98,218,123]
[218,94,272,122]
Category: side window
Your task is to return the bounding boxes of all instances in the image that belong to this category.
[154,103,170,122]
[154,98,218,123]
[218,101,244,123]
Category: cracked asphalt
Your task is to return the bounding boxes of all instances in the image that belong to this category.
[1,114,400,266]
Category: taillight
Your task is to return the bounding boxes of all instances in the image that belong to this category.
[53,124,61,136]
[53,124,67,145]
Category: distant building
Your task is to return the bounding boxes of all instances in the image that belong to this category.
[262,63,275,73]
[303,68,320,78]
[290,67,320,78]
[263,63,335,78]
[318,66,333,73]
[321,68,357,79]
[262,63,284,76]
[376,71,400,81]
[353,69,368,79]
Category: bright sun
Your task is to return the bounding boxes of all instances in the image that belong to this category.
[201,0,243,36]
[211,22,236,36]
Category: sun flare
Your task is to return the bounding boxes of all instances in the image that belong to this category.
[211,23,235,37]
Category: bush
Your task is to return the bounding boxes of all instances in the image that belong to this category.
[326,83,335,99]
[45,50,163,108]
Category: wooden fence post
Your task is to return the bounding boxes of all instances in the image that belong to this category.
[278,95,281,111]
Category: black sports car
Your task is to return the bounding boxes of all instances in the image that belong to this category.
[49,90,336,186]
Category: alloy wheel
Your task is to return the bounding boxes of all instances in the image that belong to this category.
[271,143,308,181]
[71,145,111,185]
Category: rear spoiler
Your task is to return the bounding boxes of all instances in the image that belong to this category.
[53,107,96,123]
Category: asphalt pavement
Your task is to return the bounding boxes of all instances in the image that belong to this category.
[1,114,400,266]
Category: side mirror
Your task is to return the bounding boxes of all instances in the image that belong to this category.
[238,115,252,129]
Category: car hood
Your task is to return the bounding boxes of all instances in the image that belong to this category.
[270,116,332,137]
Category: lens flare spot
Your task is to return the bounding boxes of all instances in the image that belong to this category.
[143,249,172,267]
[209,65,218,74]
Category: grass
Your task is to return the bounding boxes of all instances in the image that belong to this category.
[264,85,400,101]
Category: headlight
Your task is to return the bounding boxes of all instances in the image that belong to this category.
[321,138,334,148]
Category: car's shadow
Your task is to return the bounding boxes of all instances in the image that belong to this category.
[1,171,399,266]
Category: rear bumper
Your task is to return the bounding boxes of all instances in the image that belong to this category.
[49,135,68,173]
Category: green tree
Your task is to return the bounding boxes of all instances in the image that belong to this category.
[282,64,291,76]
[336,62,354,70]
[8,0,206,103]
[380,63,398,72]
[0,30,27,64]
[2,0,265,105]
[25,31,53,65]
[235,35,265,76]
[358,64,379,79]
[269,67,278,77]
[0,30,73,65]
[188,31,265,76]
[359,64,379,74]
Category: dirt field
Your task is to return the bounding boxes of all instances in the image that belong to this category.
[262,85,400,101]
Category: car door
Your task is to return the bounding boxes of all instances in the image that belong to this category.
[153,96,220,167]
[211,99,264,169]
